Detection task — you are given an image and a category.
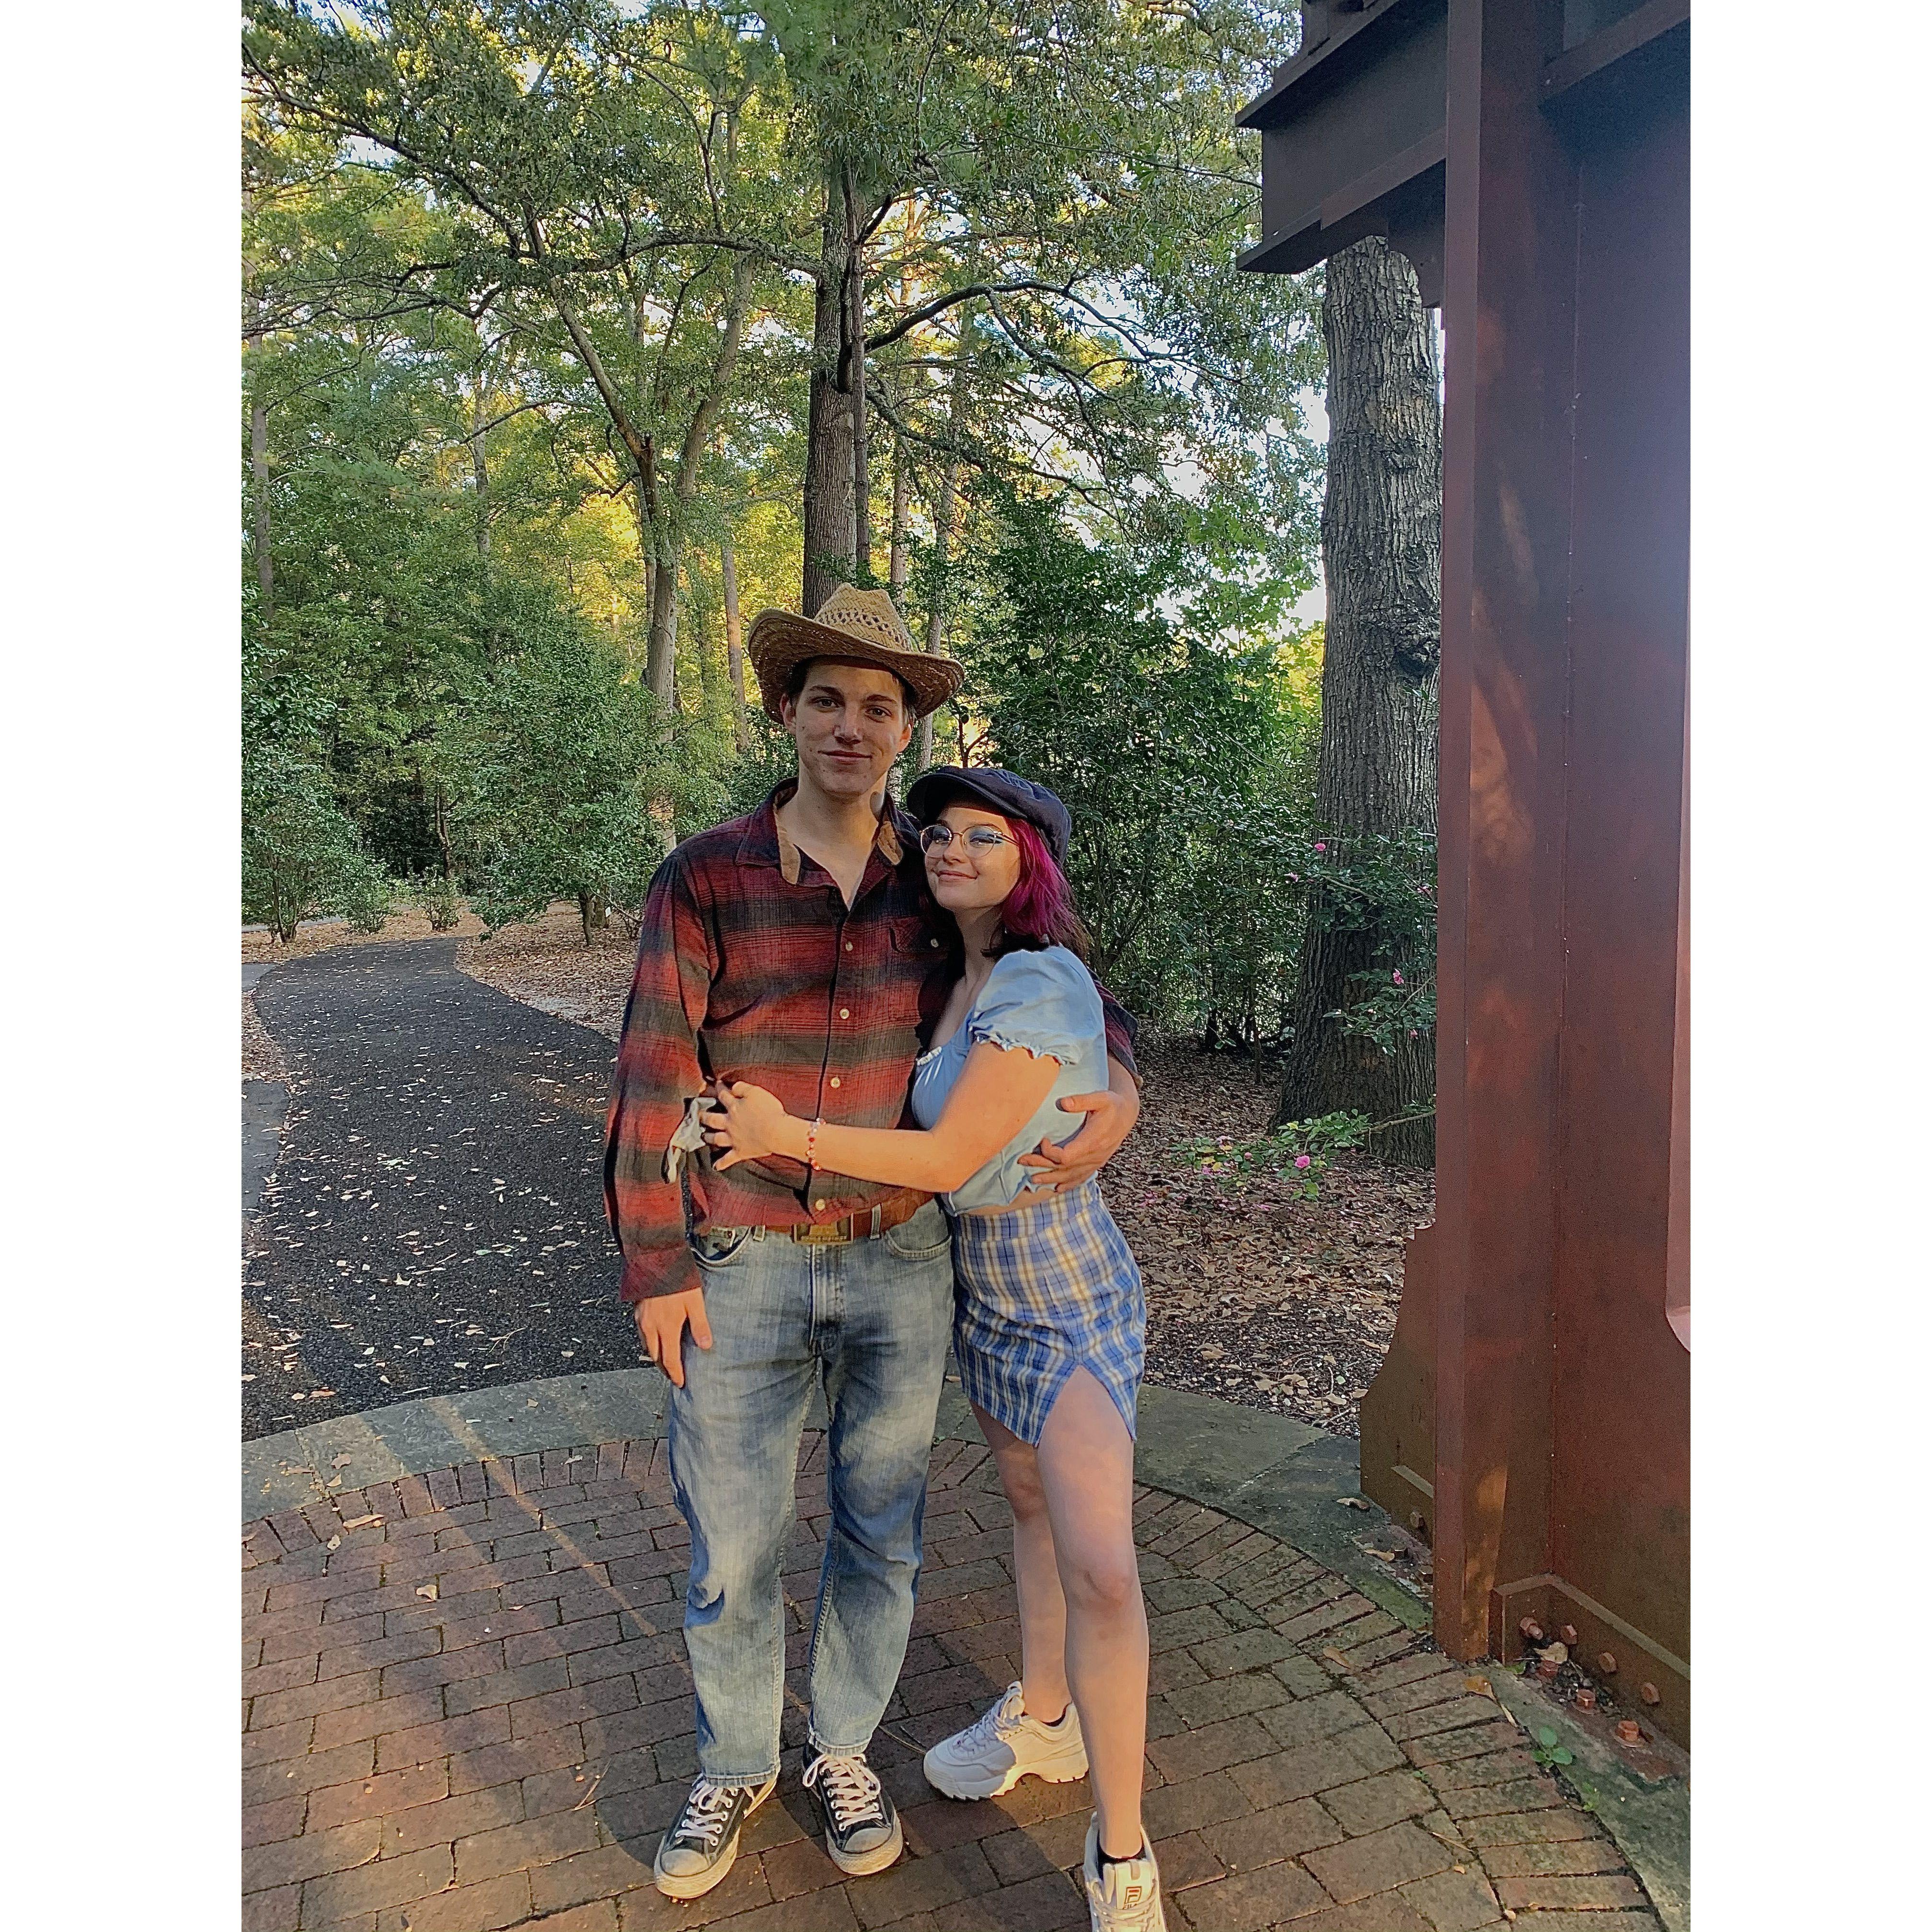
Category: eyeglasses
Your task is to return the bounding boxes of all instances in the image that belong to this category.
[919,824,1015,857]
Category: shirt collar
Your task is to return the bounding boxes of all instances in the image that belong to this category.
[741,779,907,886]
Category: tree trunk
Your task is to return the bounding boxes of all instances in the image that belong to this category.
[638,489,676,708]
[249,343,273,622]
[648,560,682,712]
[803,172,858,615]
[889,428,910,595]
[469,387,490,565]
[849,175,872,583]
[918,445,960,771]
[691,560,725,723]
[1274,237,1441,1166]
[721,533,750,749]
[652,253,754,712]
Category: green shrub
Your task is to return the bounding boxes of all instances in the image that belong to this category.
[242,743,393,941]
[407,868,462,932]
[1175,1111,1375,1201]
[447,617,679,942]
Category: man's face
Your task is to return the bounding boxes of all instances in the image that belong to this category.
[781,659,915,804]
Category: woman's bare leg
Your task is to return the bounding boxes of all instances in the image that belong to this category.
[1034,1368,1148,1859]
[972,1403,1072,1723]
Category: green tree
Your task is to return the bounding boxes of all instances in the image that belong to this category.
[958,497,1316,1034]
[245,0,808,708]
[761,0,1323,616]
[242,643,394,940]
[243,744,395,941]
[448,616,689,942]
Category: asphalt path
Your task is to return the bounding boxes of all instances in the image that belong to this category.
[243,940,637,1440]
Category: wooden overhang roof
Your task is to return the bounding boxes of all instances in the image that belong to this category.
[1236,0,1690,297]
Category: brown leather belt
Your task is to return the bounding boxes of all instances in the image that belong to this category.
[786,1188,931,1246]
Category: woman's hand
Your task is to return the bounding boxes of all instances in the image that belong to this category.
[702,1082,800,1170]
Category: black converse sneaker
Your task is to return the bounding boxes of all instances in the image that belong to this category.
[652,1773,777,1899]
[803,1749,904,1875]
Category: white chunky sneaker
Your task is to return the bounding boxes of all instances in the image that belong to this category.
[922,1682,1089,1800]
[1082,1815,1167,1932]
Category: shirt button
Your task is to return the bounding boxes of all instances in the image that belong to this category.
[844,941,853,951]
[829,1077,841,1089]
[930,938,940,949]
[839,1007,850,1019]
[815,1199,827,1211]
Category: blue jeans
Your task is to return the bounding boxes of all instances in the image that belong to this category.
[667,1199,954,1785]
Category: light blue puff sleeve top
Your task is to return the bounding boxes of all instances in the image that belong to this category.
[909,945,1108,1213]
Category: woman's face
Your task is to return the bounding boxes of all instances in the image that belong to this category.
[922,802,1023,920]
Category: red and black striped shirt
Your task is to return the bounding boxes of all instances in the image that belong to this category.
[603,782,1138,1302]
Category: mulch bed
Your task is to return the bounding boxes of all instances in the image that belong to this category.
[456,903,639,1030]
[242,990,287,1082]
[442,908,1435,1440]
[242,903,488,966]
[1107,1046,1433,1440]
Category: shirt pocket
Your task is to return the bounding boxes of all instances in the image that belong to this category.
[886,917,947,1028]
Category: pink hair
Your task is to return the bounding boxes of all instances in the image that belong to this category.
[998,818,1089,959]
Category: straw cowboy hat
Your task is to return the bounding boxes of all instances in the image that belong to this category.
[746,584,965,722]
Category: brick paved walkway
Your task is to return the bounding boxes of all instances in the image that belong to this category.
[243,1436,1662,1932]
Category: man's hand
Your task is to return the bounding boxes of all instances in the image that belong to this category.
[633,1288,712,1388]
[1018,1075,1141,1193]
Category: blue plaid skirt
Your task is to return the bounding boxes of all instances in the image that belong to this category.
[948,1178,1146,1446]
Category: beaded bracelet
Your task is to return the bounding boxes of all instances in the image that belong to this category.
[804,1116,822,1171]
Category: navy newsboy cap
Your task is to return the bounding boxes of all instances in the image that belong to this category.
[907,765,1073,865]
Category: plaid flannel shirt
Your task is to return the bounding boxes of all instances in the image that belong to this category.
[603,782,1139,1303]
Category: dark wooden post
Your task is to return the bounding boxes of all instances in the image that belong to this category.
[1241,0,1691,1743]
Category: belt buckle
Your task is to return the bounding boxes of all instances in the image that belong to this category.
[795,1220,846,1246]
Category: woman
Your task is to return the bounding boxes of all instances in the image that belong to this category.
[703,766,1164,1932]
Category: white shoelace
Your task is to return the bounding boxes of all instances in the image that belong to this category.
[803,1752,885,1830]
[959,1682,1029,1751]
[671,1778,740,1852]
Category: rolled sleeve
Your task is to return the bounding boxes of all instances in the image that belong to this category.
[603,853,713,1302]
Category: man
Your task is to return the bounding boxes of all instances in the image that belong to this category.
[604,585,1140,1900]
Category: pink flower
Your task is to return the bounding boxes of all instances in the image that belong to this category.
[1313,841,1327,853]
[1392,970,1404,985]
[1294,1153,1311,1169]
